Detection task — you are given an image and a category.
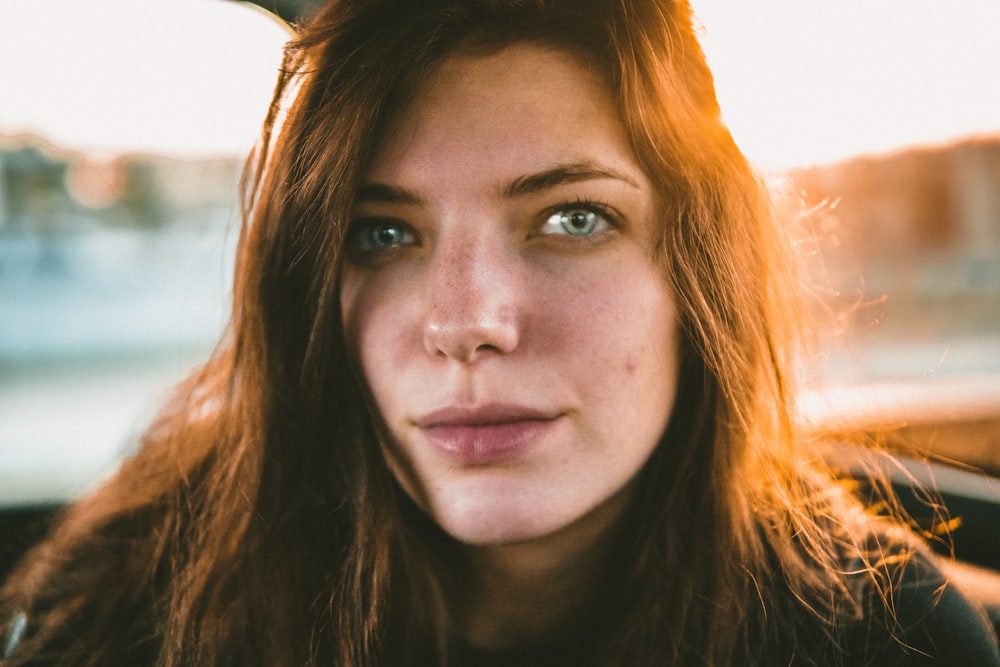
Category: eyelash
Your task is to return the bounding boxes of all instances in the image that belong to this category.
[347,197,620,259]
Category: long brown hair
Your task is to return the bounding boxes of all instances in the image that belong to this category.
[3,1,881,664]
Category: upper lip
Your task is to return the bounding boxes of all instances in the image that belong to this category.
[414,404,560,428]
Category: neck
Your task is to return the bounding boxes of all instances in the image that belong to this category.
[453,485,634,650]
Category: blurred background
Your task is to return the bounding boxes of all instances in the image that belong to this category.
[1,0,998,504]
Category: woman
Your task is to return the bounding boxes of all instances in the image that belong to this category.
[3,0,998,664]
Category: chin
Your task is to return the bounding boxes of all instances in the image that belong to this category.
[429,492,571,547]
[443,521,560,548]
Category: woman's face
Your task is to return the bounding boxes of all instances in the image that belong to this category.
[340,44,680,546]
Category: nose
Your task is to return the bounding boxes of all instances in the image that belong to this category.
[423,236,521,363]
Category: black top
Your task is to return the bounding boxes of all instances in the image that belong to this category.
[453,547,1000,667]
[4,543,1000,665]
[839,547,1000,666]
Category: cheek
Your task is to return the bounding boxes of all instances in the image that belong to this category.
[341,275,428,489]
[542,261,679,408]
[340,272,419,397]
[342,265,406,337]
[565,265,673,352]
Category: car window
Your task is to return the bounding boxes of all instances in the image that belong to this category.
[0,0,289,503]
[694,1,1000,473]
[1,0,998,506]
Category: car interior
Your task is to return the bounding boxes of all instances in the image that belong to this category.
[1,0,998,646]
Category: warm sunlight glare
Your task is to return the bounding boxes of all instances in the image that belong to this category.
[3,1,998,167]
[692,0,1000,170]
[0,0,289,159]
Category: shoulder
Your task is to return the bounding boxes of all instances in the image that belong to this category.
[840,529,1000,666]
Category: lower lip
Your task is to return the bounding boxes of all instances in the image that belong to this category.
[420,419,556,465]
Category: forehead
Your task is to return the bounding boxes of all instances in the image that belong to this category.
[366,43,636,188]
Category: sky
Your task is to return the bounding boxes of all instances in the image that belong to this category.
[1,0,999,168]
[0,0,290,160]
[692,0,1000,169]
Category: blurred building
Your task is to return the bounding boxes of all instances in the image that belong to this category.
[789,137,1000,380]
[0,139,242,362]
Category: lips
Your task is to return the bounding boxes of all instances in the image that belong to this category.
[414,404,560,464]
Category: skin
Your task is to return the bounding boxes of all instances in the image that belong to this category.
[340,44,680,646]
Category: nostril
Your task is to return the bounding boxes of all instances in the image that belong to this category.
[423,309,520,363]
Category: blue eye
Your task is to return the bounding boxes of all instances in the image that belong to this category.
[351,220,415,254]
[542,206,611,237]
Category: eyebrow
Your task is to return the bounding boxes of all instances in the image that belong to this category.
[354,182,426,207]
[501,161,640,198]
[354,160,640,207]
